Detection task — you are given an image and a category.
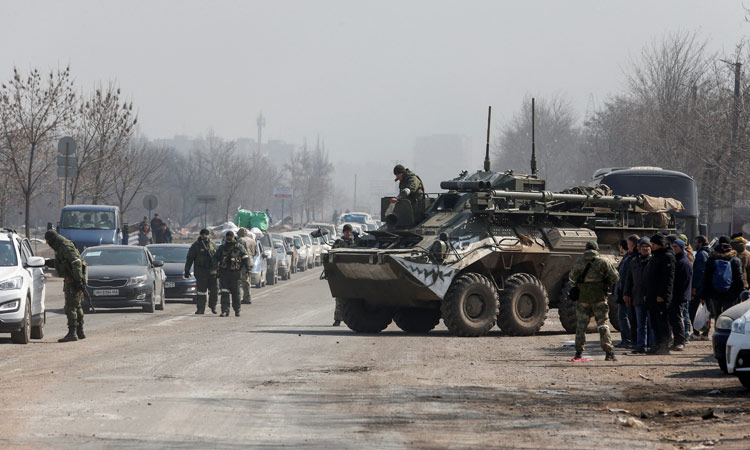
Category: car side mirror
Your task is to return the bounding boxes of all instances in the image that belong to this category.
[152,260,164,267]
[26,256,46,268]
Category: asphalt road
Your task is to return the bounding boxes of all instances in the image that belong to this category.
[1,270,749,449]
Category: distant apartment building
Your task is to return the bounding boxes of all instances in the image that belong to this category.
[412,134,472,193]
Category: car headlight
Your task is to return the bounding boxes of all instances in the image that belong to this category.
[716,315,735,331]
[0,276,22,290]
[126,274,148,286]
[0,300,20,311]
[731,316,747,334]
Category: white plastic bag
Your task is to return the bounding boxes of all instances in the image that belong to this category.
[693,302,709,331]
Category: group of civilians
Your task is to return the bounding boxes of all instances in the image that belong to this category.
[137,214,173,246]
[615,232,750,355]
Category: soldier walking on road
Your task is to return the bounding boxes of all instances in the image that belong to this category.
[213,231,251,317]
[570,241,619,361]
[44,230,87,342]
[185,229,219,314]
[331,224,357,326]
[237,228,257,304]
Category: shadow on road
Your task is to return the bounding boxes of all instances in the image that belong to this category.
[248,328,505,337]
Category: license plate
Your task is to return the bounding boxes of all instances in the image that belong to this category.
[165,282,175,288]
[93,289,119,296]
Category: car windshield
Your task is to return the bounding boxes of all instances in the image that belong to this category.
[148,246,189,263]
[311,236,319,244]
[341,214,367,224]
[293,236,303,247]
[83,248,148,266]
[61,209,116,230]
[301,235,311,245]
[0,241,17,267]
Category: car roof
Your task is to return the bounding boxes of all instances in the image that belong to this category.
[147,244,190,248]
[83,245,144,251]
[62,205,119,211]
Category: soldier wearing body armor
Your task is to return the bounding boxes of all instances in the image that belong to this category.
[331,224,358,326]
[45,230,87,342]
[569,241,620,361]
[236,228,257,304]
[185,228,218,314]
[213,231,251,317]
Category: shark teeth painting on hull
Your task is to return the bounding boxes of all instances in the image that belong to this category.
[392,257,456,299]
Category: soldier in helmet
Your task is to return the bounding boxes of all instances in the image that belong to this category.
[213,231,251,317]
[391,164,425,205]
[44,230,87,342]
[330,224,358,326]
[569,241,620,361]
[185,228,218,314]
[236,228,257,304]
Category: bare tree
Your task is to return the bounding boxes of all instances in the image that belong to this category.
[111,137,168,218]
[0,66,76,236]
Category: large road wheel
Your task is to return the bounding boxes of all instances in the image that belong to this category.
[341,298,393,333]
[393,308,441,333]
[497,273,549,336]
[559,280,598,333]
[441,273,498,337]
[607,294,620,332]
[11,298,31,344]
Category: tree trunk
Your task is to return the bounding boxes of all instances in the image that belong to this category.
[24,195,31,238]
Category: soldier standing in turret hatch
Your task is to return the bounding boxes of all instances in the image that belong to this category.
[391,164,425,205]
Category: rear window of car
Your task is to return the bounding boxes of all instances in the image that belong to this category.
[83,248,148,266]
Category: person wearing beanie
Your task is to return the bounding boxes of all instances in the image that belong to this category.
[730,237,750,290]
[643,233,675,354]
[569,240,620,361]
[613,235,639,348]
[677,234,694,264]
[44,229,87,342]
[185,228,219,314]
[700,235,745,317]
[391,164,425,206]
[668,239,692,350]
[625,237,656,353]
[213,230,251,317]
[691,235,712,340]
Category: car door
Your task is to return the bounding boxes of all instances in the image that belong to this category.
[146,249,164,296]
[21,239,45,316]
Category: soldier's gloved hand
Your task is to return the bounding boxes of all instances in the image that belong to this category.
[44,258,55,268]
[184,271,191,279]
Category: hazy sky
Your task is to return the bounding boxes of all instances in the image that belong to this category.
[1,1,747,165]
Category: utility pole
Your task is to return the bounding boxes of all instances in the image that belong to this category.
[353,174,357,211]
[256,112,265,154]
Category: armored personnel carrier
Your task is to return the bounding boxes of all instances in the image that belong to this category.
[322,106,684,336]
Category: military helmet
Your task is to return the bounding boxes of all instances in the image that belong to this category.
[237,228,247,238]
[44,229,58,243]
[585,241,598,250]
[343,224,353,232]
[225,231,235,238]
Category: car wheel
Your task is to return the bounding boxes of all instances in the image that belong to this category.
[143,286,156,313]
[31,310,45,340]
[718,357,728,374]
[11,297,31,344]
[738,373,750,390]
[155,284,165,310]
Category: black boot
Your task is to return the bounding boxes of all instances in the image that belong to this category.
[574,352,582,360]
[76,325,86,340]
[58,327,78,342]
[195,309,205,315]
[210,306,217,314]
[605,352,617,361]
[332,320,341,327]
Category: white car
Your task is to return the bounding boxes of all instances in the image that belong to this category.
[0,229,47,343]
[726,309,750,389]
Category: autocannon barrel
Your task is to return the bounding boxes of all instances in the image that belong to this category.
[440,180,493,191]
[490,190,641,204]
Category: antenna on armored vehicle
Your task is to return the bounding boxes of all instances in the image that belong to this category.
[484,106,491,172]
[530,97,538,177]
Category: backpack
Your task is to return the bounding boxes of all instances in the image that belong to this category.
[712,259,733,293]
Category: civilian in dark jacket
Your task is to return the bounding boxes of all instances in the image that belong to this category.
[700,236,744,317]
[644,233,676,354]
[150,214,164,244]
[614,236,639,348]
[691,235,712,339]
[159,224,173,244]
[668,239,692,350]
[624,237,655,353]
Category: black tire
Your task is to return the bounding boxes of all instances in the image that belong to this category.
[267,267,277,285]
[608,294,621,332]
[441,273,498,337]
[558,280,597,333]
[393,308,441,333]
[143,288,155,313]
[497,273,549,336]
[718,357,728,374]
[11,298,31,344]
[31,310,45,340]
[738,373,750,390]
[155,285,165,310]
[341,298,393,333]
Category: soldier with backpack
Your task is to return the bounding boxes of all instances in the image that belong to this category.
[699,235,745,318]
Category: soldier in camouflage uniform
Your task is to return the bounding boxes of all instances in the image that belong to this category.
[185,228,219,314]
[44,230,87,342]
[213,231,251,317]
[569,241,620,361]
[331,224,357,326]
[393,164,425,204]
[236,228,257,305]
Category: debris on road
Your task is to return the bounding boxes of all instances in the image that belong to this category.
[615,416,645,428]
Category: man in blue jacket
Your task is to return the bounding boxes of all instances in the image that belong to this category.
[691,235,711,340]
